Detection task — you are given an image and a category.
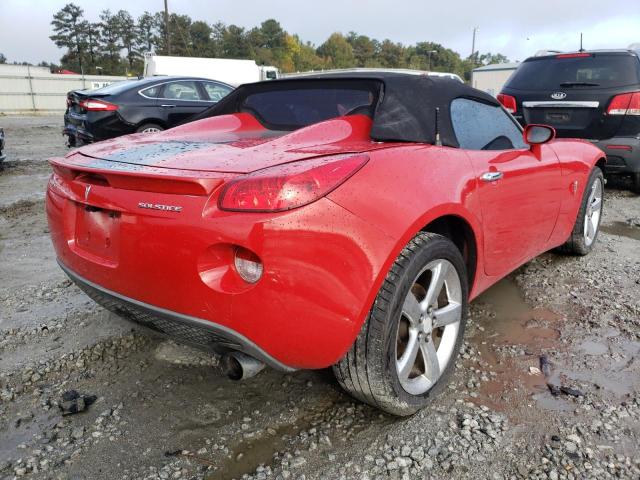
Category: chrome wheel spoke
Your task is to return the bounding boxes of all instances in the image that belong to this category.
[421,337,440,382]
[397,329,419,380]
[423,260,448,309]
[590,197,602,212]
[402,291,423,325]
[587,218,596,239]
[432,302,462,328]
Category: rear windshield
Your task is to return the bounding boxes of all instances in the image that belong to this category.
[89,80,140,95]
[506,54,640,90]
[239,81,380,130]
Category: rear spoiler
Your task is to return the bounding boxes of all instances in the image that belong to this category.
[49,156,227,196]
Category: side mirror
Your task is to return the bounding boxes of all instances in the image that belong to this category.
[524,124,556,145]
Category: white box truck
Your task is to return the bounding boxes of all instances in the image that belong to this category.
[143,54,279,86]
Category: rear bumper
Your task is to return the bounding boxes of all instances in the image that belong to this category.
[591,137,640,174]
[46,172,394,370]
[64,111,133,146]
[59,260,295,371]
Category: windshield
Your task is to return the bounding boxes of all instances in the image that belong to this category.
[506,54,640,90]
[239,81,380,130]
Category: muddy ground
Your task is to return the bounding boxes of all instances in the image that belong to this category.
[0,116,639,480]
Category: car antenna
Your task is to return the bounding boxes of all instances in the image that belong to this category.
[435,107,442,146]
[579,32,584,52]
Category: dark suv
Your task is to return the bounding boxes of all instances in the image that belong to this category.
[499,49,640,193]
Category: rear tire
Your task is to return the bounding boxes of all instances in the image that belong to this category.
[333,232,468,416]
[558,167,604,255]
[136,123,164,134]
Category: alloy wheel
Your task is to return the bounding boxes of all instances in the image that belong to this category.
[395,259,462,395]
[583,177,603,246]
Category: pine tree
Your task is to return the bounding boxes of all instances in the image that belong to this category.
[50,3,87,72]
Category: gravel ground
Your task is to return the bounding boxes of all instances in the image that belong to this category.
[0,116,638,480]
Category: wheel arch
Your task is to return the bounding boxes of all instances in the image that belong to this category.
[352,204,484,339]
[420,214,478,291]
[135,119,167,130]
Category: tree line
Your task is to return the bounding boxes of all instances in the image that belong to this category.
[45,3,509,80]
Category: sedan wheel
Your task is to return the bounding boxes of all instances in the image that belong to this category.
[333,232,468,416]
[136,123,164,134]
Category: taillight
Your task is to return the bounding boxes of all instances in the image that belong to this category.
[218,154,369,212]
[555,53,592,59]
[606,92,640,116]
[79,99,119,111]
[497,94,517,114]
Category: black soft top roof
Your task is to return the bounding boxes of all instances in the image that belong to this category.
[199,71,500,147]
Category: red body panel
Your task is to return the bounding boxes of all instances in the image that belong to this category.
[46,114,605,369]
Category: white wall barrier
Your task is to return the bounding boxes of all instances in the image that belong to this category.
[0,65,133,114]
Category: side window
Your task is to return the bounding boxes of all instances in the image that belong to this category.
[451,98,527,150]
[140,85,162,98]
[163,81,203,101]
[202,82,232,102]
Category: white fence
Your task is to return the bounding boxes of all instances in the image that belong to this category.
[0,65,133,114]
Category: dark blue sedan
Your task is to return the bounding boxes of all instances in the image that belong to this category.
[63,76,233,147]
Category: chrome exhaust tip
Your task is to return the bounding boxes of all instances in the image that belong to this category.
[222,351,265,380]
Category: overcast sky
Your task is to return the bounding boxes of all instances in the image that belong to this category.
[1,0,639,65]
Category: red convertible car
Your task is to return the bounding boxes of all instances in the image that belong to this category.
[46,73,605,415]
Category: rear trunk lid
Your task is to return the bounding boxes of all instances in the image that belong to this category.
[502,52,640,139]
[69,113,394,174]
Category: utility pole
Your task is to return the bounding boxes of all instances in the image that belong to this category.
[427,50,437,71]
[471,26,479,64]
[164,0,171,55]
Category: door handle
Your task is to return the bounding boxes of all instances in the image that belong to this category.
[160,104,176,108]
[480,171,504,182]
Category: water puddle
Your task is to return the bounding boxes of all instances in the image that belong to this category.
[468,277,564,414]
[473,277,562,353]
[578,340,608,355]
[468,277,640,417]
[600,221,640,241]
[207,422,301,480]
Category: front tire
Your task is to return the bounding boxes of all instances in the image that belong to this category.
[333,232,468,416]
[558,167,604,255]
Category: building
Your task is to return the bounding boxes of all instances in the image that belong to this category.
[471,62,519,97]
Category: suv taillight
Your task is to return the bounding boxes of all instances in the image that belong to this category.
[79,99,119,112]
[497,94,517,114]
[555,53,592,59]
[606,92,640,116]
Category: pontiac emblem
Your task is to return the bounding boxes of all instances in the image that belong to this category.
[84,185,92,202]
[138,202,183,212]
